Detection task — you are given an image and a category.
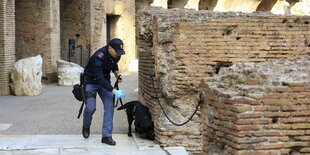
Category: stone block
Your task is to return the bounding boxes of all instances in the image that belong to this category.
[10,55,43,96]
[56,60,84,86]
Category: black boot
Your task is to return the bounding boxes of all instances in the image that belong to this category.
[101,137,116,146]
[82,127,90,138]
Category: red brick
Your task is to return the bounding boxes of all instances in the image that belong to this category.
[267,87,292,93]
[235,119,253,125]
[246,80,261,85]
[254,144,283,150]
[283,142,309,147]
[291,123,310,129]
[278,136,289,142]
[291,111,310,116]
[235,125,260,131]
[236,113,262,119]
[291,87,310,92]
[264,124,292,130]
[280,117,307,123]
[263,99,290,105]
[294,136,310,141]
[270,106,281,111]
[252,119,272,125]
[254,106,270,111]
[264,93,309,99]
[253,131,281,137]
[279,130,306,136]
[291,98,310,104]
[235,119,271,125]
[230,106,253,113]
[281,105,309,111]
[269,137,279,143]
[264,112,290,118]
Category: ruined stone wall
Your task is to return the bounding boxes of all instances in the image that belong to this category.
[60,0,91,67]
[15,0,49,60]
[15,0,60,82]
[137,7,310,154]
[90,0,105,53]
[49,0,61,82]
[0,0,15,95]
[201,57,310,154]
[90,0,135,72]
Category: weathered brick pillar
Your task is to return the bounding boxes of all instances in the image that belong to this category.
[15,0,60,83]
[137,7,310,154]
[0,0,15,95]
[45,0,61,83]
[201,57,310,155]
[90,0,105,53]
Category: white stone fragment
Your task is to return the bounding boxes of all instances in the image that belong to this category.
[10,55,43,96]
[56,60,84,86]
[291,0,310,15]
[271,0,290,15]
[213,0,262,13]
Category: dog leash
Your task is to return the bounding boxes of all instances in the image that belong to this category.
[113,75,124,108]
[151,75,205,126]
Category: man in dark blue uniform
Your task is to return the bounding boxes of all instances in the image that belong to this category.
[82,38,126,146]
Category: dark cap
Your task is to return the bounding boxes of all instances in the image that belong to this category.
[109,38,125,56]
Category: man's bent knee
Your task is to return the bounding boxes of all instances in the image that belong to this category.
[85,91,97,113]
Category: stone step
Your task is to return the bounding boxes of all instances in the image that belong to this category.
[0,134,188,155]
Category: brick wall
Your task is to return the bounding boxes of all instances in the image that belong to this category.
[0,0,15,95]
[60,0,91,67]
[49,0,61,78]
[90,0,136,72]
[201,57,310,154]
[137,7,310,154]
[15,0,60,82]
[90,0,105,53]
[15,0,49,60]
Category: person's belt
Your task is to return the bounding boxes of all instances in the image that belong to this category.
[84,75,94,82]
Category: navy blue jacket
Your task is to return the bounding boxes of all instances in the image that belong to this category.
[84,46,120,92]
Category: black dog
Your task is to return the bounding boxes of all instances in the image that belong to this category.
[117,101,155,140]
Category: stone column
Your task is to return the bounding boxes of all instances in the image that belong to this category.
[213,0,262,13]
[90,0,105,53]
[0,0,15,95]
[45,0,61,83]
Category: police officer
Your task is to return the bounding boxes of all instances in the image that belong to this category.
[82,38,126,146]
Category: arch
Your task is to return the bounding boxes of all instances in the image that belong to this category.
[199,0,218,10]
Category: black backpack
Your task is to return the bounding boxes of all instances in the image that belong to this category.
[72,73,85,119]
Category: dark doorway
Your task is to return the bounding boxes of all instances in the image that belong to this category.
[106,15,120,44]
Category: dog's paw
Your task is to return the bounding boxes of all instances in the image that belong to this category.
[128,133,132,137]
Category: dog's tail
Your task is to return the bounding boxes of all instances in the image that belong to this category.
[117,104,127,110]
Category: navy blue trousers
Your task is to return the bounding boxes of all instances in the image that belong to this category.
[83,84,114,137]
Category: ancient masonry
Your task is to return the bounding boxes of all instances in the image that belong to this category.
[0,0,15,95]
[201,57,310,155]
[137,7,310,154]
[0,0,135,95]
